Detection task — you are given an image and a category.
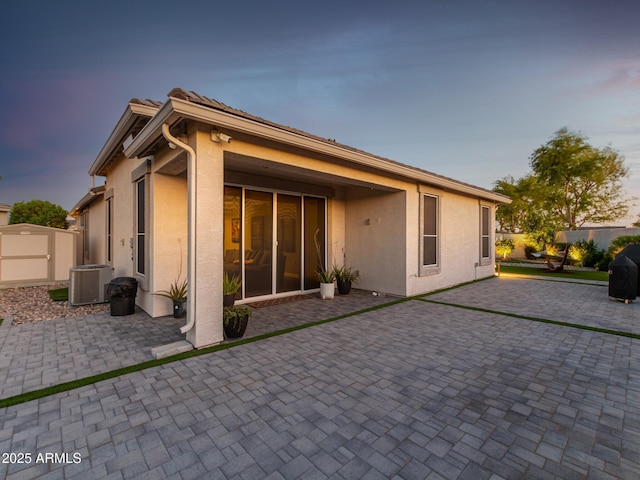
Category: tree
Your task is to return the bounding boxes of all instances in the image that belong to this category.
[494,128,630,235]
[10,200,68,229]
[529,128,629,230]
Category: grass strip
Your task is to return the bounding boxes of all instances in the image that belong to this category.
[48,288,69,301]
[0,297,412,409]
[421,298,640,340]
[497,264,608,282]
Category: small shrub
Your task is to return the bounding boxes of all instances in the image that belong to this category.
[596,253,613,271]
[569,239,605,268]
[495,238,515,259]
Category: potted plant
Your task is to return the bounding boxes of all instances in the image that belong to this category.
[314,228,335,299]
[317,268,336,299]
[333,265,360,295]
[154,278,188,318]
[223,272,241,306]
[223,305,252,338]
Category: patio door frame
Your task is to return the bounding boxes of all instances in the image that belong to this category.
[225,184,327,302]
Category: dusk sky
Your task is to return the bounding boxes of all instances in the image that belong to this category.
[1,0,639,223]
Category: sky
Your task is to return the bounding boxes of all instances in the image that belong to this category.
[1,0,639,224]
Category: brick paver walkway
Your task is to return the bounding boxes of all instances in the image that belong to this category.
[1,278,639,479]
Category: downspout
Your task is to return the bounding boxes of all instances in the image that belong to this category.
[161,123,196,334]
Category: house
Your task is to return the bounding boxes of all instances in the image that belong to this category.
[81,88,510,348]
[0,202,11,226]
[70,185,107,265]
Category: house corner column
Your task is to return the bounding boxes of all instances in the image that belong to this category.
[186,131,224,348]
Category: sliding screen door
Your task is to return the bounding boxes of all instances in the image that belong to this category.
[277,195,302,293]
[303,197,325,291]
[244,190,273,297]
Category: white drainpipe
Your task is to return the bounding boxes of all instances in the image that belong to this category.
[161,123,196,334]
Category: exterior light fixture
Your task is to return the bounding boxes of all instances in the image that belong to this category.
[211,130,232,143]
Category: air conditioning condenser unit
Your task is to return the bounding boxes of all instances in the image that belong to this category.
[69,264,112,306]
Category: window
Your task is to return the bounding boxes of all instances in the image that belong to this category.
[481,205,491,261]
[136,178,146,275]
[106,197,113,264]
[421,194,439,273]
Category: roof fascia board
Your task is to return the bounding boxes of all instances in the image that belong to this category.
[89,102,160,176]
[126,97,511,204]
[70,185,106,214]
[123,100,179,158]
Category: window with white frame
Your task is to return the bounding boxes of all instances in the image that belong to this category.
[420,193,439,273]
[481,205,491,262]
[135,178,146,275]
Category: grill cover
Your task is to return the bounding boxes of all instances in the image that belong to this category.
[608,255,637,302]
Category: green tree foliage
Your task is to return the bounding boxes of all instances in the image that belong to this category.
[493,175,561,248]
[495,238,515,259]
[608,235,640,256]
[530,128,629,230]
[494,128,630,234]
[9,200,68,229]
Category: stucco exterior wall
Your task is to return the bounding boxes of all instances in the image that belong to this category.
[328,191,346,271]
[406,188,495,296]
[344,188,407,295]
[85,200,106,265]
[146,169,188,317]
[105,158,139,280]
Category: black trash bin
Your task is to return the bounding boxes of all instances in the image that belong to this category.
[108,277,138,316]
[608,255,637,303]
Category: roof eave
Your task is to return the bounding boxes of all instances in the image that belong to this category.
[125,97,512,204]
[69,185,107,215]
[88,101,160,177]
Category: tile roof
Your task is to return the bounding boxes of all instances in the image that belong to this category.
[167,88,508,202]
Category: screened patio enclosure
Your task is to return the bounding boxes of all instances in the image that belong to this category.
[223,185,326,300]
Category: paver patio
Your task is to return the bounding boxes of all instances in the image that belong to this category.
[1,276,639,479]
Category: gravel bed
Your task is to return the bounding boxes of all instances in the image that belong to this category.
[0,284,110,325]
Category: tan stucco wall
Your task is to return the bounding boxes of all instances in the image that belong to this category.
[406,188,495,296]
[188,128,225,346]
[147,171,188,317]
[344,188,407,295]
[327,192,346,271]
[105,158,138,280]
[86,200,106,265]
